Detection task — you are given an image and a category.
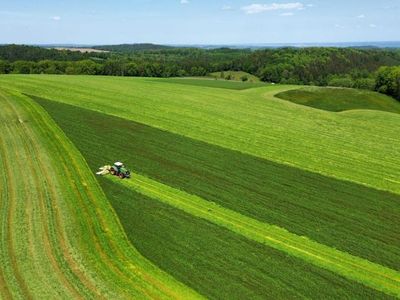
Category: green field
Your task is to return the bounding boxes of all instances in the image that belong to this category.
[0,75,399,195]
[33,96,400,270]
[0,89,199,299]
[101,180,392,299]
[1,74,400,298]
[276,86,400,113]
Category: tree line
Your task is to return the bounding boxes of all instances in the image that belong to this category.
[0,45,400,100]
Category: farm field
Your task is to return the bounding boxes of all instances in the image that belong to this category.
[276,86,400,113]
[101,179,392,299]
[0,75,399,195]
[33,97,400,270]
[30,98,400,296]
[1,74,400,298]
[0,88,199,299]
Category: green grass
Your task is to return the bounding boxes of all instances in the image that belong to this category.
[209,71,261,82]
[276,86,400,113]
[155,77,266,90]
[101,178,392,299]
[1,75,399,196]
[111,174,400,297]
[33,96,400,272]
[0,89,200,299]
[2,74,400,297]
[32,96,400,297]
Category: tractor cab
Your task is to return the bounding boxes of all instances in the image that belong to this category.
[114,162,124,169]
[110,162,131,179]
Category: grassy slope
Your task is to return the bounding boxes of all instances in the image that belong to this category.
[156,78,266,90]
[276,86,400,113]
[33,100,399,298]
[0,89,200,299]
[101,179,392,299]
[0,75,399,195]
[33,97,400,272]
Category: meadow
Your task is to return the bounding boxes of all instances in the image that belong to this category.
[34,96,400,270]
[0,88,199,299]
[1,74,400,298]
[102,179,392,299]
[0,75,399,195]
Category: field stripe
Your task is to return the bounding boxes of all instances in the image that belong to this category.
[0,89,202,299]
[111,174,400,298]
[7,94,98,298]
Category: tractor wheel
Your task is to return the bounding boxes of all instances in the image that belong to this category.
[119,173,125,179]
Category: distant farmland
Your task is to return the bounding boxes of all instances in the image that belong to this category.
[52,47,109,53]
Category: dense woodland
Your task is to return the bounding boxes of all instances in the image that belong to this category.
[0,44,399,100]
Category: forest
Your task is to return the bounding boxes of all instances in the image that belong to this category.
[0,44,399,100]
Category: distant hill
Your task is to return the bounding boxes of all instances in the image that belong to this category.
[93,43,175,53]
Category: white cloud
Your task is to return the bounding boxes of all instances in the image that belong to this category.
[369,23,377,28]
[222,5,233,11]
[306,4,314,7]
[241,2,304,14]
[51,16,61,21]
[280,12,294,16]
[180,0,189,4]
[335,24,345,29]
[357,14,365,18]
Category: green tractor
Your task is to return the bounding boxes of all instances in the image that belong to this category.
[110,162,131,179]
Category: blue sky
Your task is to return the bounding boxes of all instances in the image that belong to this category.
[0,0,399,44]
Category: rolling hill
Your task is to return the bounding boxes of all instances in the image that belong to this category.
[0,75,399,298]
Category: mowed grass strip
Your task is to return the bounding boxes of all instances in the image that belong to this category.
[275,86,400,113]
[34,96,400,271]
[101,179,392,300]
[109,174,400,298]
[0,89,200,299]
[1,75,399,194]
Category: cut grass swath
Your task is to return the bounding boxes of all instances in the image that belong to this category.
[110,174,400,298]
[0,88,201,299]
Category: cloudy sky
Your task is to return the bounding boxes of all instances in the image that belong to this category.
[0,0,399,44]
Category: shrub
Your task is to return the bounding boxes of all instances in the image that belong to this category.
[328,76,354,88]
[353,78,375,90]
